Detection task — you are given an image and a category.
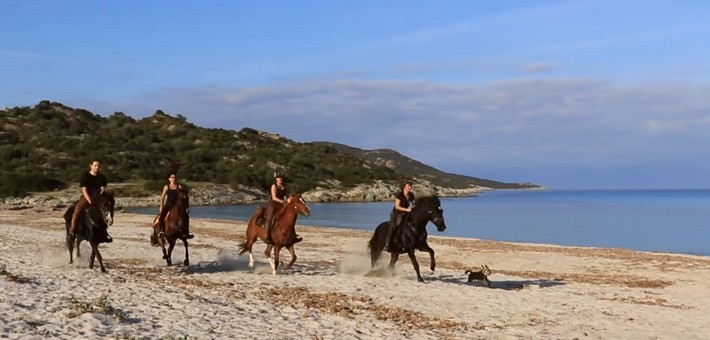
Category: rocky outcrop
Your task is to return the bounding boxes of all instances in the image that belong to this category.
[4,179,491,209]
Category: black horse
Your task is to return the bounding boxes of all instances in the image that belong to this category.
[63,191,115,272]
[368,196,447,282]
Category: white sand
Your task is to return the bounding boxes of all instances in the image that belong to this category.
[1,205,709,339]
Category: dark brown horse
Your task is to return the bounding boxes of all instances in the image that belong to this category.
[151,190,191,266]
[238,193,310,273]
[368,196,447,282]
[63,191,116,272]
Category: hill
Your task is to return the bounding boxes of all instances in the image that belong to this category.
[313,142,539,190]
[0,101,538,201]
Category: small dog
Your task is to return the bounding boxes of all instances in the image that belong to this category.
[465,265,492,287]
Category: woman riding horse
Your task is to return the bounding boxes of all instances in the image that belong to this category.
[369,195,447,282]
[385,180,415,251]
[156,172,193,240]
[153,189,192,266]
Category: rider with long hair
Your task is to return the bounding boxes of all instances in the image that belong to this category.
[263,171,289,244]
[384,180,415,251]
[262,170,303,244]
[157,172,193,240]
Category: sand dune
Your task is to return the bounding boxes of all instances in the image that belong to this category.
[1,204,709,339]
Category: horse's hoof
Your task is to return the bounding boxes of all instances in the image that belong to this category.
[183,260,190,266]
[163,255,169,260]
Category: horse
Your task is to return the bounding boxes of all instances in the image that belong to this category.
[63,191,116,272]
[368,195,447,282]
[151,189,191,266]
[237,193,311,274]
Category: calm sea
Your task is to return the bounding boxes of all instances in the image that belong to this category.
[132,189,710,256]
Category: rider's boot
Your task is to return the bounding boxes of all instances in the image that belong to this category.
[383,221,396,251]
[183,225,194,239]
[263,221,273,244]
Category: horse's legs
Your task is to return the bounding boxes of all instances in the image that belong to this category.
[165,239,176,266]
[181,238,190,266]
[285,245,297,269]
[418,242,436,273]
[93,244,106,273]
[76,239,82,258]
[89,246,96,269]
[388,253,400,270]
[407,250,424,283]
[67,234,74,265]
[263,242,271,259]
[270,245,281,274]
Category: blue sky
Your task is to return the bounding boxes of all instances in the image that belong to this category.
[2,1,710,189]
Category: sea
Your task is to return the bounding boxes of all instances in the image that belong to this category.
[131,189,710,256]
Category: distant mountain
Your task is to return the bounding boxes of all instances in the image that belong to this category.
[312,142,540,190]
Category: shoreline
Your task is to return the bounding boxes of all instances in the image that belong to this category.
[2,205,710,338]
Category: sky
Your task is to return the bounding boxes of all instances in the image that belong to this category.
[2,0,710,189]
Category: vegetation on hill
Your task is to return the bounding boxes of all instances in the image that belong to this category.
[0,101,538,198]
[0,101,397,197]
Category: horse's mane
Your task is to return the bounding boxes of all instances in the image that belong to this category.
[101,190,115,200]
[413,195,440,210]
[85,204,108,226]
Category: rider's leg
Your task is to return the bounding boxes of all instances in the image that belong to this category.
[263,201,276,244]
[384,212,398,251]
[69,197,89,240]
[182,213,194,239]
[158,206,169,237]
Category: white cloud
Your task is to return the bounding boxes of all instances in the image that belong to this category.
[71,77,710,188]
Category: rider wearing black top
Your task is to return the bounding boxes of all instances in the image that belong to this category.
[384,181,415,251]
[158,173,193,239]
[263,171,288,244]
[69,159,110,242]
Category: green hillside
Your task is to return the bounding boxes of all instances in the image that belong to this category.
[0,101,398,197]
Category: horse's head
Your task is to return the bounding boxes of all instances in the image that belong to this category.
[176,190,189,209]
[96,191,115,226]
[287,194,310,217]
[414,196,446,232]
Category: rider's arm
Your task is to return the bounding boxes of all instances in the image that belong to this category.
[159,185,168,211]
[81,186,92,204]
[394,198,412,213]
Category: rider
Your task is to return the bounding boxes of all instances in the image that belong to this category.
[69,158,111,243]
[157,172,193,239]
[384,180,415,251]
[263,170,301,244]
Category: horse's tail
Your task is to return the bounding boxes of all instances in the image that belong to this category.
[368,221,388,268]
[237,242,248,255]
[64,204,74,250]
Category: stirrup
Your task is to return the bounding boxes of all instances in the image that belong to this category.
[104,235,113,243]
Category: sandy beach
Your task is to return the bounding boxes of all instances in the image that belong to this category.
[1,204,709,339]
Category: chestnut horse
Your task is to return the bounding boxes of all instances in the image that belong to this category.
[63,191,116,272]
[237,193,310,273]
[151,190,191,266]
